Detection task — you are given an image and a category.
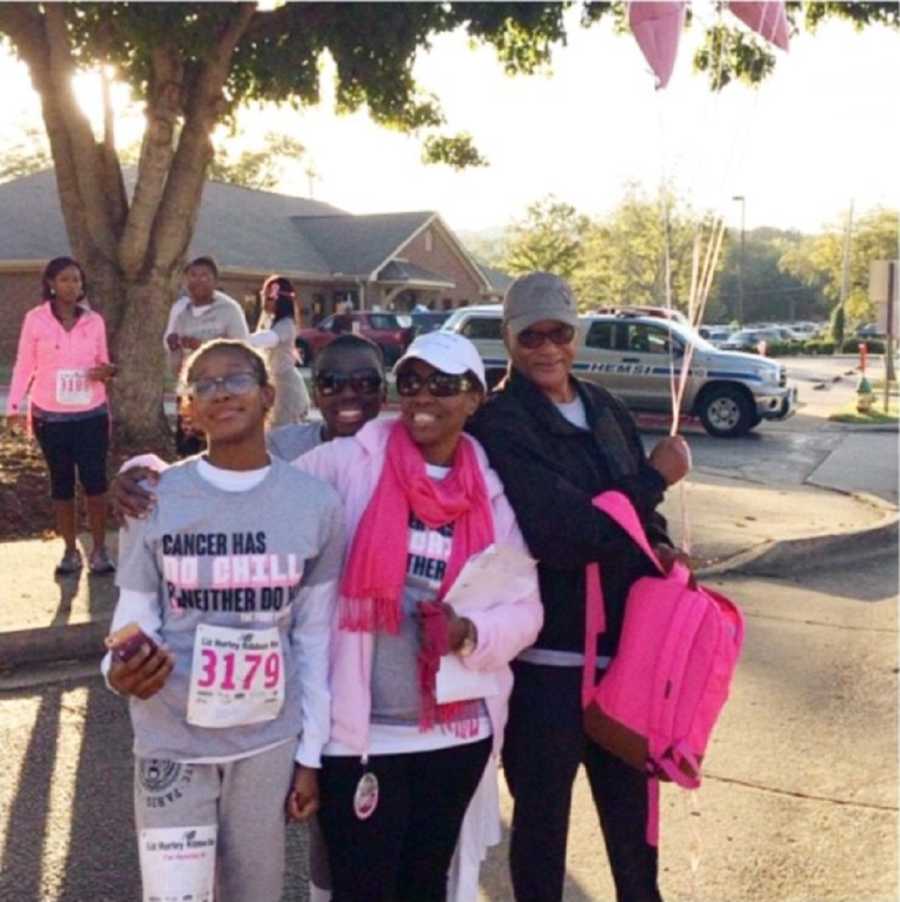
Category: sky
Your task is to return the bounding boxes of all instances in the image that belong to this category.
[1,5,898,238]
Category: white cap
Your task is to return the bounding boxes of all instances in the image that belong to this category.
[394,331,487,390]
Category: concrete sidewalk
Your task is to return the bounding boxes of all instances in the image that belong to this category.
[0,468,895,671]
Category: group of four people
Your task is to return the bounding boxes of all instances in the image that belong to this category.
[9,257,689,901]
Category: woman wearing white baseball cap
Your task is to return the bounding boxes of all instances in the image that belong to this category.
[293,330,542,902]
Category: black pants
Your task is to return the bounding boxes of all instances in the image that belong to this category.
[33,412,109,500]
[503,662,662,902]
[318,738,491,902]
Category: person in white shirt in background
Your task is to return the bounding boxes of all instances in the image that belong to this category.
[248,275,311,426]
[164,256,249,456]
[103,339,344,902]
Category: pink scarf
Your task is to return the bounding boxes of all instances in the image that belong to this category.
[340,419,494,730]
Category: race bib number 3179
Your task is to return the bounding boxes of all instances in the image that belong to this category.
[186,624,285,729]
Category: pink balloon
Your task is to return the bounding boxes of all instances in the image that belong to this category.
[729,2,790,51]
[629,2,687,89]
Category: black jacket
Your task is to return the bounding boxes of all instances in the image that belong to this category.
[467,369,671,658]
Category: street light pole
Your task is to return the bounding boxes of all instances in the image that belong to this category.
[732,195,745,327]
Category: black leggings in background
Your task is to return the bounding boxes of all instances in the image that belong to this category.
[503,661,663,902]
[33,412,109,501]
[318,737,491,902]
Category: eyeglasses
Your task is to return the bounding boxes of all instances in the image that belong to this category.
[395,370,475,398]
[516,324,576,349]
[185,371,260,401]
[315,368,383,397]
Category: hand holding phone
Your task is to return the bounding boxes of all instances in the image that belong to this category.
[106,623,173,699]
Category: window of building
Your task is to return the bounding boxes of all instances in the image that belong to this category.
[424,229,433,252]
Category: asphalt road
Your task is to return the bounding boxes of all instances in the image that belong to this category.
[0,544,895,902]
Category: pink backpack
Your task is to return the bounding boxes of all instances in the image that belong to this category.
[581,491,744,846]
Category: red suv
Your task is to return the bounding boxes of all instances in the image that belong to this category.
[296,311,414,366]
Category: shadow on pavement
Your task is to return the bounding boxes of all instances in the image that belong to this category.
[50,572,81,627]
[478,819,600,902]
[0,684,64,901]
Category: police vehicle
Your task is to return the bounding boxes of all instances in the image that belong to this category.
[441,305,796,438]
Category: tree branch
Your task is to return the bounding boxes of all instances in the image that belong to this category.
[118,46,183,278]
[151,3,256,272]
[42,3,118,262]
[101,66,128,238]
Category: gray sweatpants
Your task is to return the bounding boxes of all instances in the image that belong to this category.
[134,740,296,902]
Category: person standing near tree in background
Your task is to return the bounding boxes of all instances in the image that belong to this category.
[6,256,118,575]
[164,255,249,456]
[248,275,311,426]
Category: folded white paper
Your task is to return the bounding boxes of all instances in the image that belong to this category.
[436,544,536,704]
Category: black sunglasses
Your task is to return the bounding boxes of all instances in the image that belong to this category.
[517,324,576,349]
[314,368,383,396]
[395,370,476,398]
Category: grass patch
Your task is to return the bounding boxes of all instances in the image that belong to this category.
[829,397,899,425]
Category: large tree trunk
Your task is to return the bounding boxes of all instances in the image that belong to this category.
[109,270,179,448]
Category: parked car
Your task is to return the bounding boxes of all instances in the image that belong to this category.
[856,322,885,339]
[442,306,796,437]
[697,325,734,347]
[296,311,414,366]
[720,328,785,352]
[410,310,452,336]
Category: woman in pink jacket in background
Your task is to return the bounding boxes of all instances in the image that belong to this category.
[7,256,117,575]
[296,330,542,902]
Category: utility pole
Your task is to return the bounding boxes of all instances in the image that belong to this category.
[732,195,745,326]
[305,162,319,198]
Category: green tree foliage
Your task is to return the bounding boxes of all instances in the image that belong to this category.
[502,196,590,280]
[829,301,845,345]
[709,227,823,324]
[208,132,305,190]
[779,208,899,326]
[694,1,900,90]
[572,187,706,314]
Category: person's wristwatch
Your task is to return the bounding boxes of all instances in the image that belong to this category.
[457,618,478,657]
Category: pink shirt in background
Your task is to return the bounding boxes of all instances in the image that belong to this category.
[7,301,110,416]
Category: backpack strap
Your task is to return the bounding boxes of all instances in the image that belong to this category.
[592,490,666,575]
[581,562,606,707]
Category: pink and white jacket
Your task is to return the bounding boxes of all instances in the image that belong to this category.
[295,418,543,758]
[7,302,110,416]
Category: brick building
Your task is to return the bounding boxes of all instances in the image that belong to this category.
[0,170,510,367]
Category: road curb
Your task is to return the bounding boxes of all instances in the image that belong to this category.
[0,619,110,672]
[698,511,898,579]
[2,496,896,673]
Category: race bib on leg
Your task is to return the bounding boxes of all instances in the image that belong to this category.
[187,624,285,728]
[139,825,216,902]
[55,369,92,406]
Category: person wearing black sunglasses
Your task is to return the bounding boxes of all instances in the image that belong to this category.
[467,271,691,902]
[112,334,387,518]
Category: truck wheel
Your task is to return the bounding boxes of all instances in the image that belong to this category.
[698,385,755,438]
[296,340,312,367]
